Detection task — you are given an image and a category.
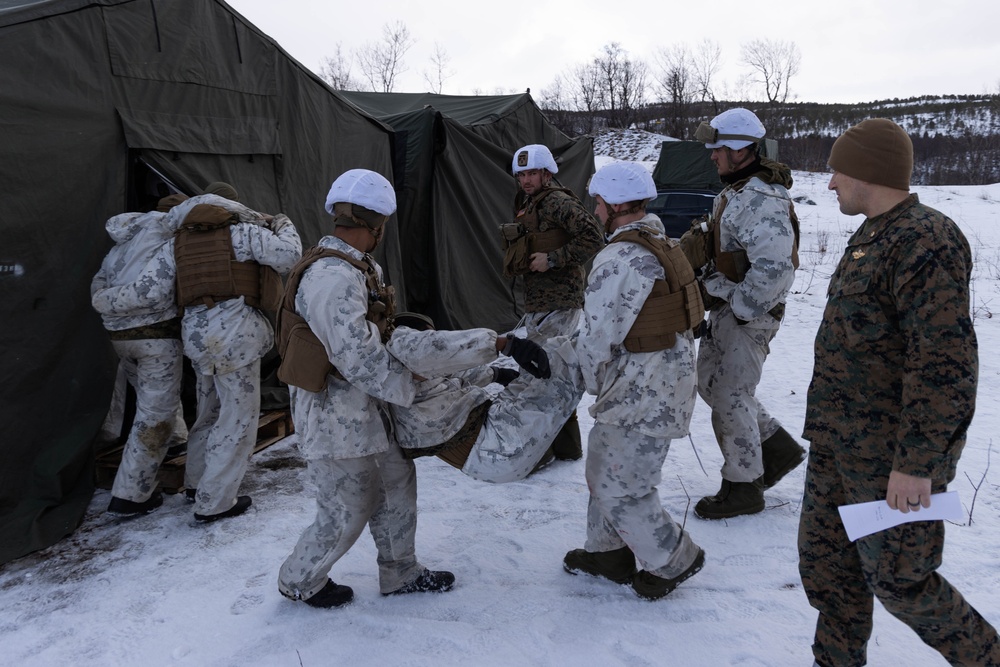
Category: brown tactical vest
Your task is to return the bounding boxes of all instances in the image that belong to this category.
[276,246,396,392]
[611,227,704,352]
[174,204,282,312]
[501,186,575,277]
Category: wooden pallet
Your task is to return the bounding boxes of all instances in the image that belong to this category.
[95,409,294,494]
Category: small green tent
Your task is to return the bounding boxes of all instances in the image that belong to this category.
[340,92,596,332]
[0,0,395,564]
[652,138,780,192]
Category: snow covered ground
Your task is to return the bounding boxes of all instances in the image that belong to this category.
[2,157,999,667]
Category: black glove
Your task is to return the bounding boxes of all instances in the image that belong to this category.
[502,336,551,379]
[491,367,521,386]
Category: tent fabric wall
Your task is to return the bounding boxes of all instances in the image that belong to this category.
[0,0,394,564]
[339,92,596,332]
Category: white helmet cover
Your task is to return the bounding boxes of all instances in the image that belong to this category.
[700,107,766,150]
[324,169,396,216]
[588,161,657,205]
[511,144,559,175]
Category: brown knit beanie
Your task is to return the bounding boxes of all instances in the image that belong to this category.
[155,193,189,212]
[203,181,239,201]
[828,118,913,191]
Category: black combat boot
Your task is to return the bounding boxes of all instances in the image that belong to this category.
[563,544,637,584]
[107,491,164,516]
[631,547,705,600]
[694,478,765,520]
[550,411,582,460]
[295,579,354,608]
[761,427,806,489]
[384,569,456,595]
[194,495,252,522]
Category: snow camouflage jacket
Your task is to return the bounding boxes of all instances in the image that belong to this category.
[164,194,302,375]
[803,195,978,482]
[385,327,498,449]
[289,235,417,460]
[702,161,796,326]
[515,185,604,313]
[578,215,698,439]
[91,210,178,332]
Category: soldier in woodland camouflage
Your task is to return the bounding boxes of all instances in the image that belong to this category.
[799,118,1000,667]
[503,144,604,462]
[563,162,705,601]
[685,108,806,520]
[276,170,454,609]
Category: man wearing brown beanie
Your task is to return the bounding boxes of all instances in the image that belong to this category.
[798,118,999,666]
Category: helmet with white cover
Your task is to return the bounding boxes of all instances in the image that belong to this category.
[588,161,657,205]
[695,108,765,150]
[511,144,559,175]
[325,169,396,217]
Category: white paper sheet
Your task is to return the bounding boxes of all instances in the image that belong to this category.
[837,491,963,542]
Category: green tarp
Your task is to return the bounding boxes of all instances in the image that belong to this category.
[0,0,394,563]
[652,138,779,192]
[341,92,596,332]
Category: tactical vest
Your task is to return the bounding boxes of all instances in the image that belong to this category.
[174,204,282,312]
[710,183,801,284]
[611,227,704,352]
[501,186,575,277]
[276,246,396,392]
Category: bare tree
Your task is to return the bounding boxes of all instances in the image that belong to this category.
[692,39,723,113]
[319,43,360,91]
[357,21,415,93]
[539,74,578,135]
[591,43,648,129]
[654,45,695,138]
[422,42,454,94]
[740,38,801,105]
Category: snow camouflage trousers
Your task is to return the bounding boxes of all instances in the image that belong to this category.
[798,444,1000,667]
[110,339,183,502]
[462,334,585,483]
[584,423,702,578]
[278,444,423,598]
[696,304,782,483]
[184,360,261,516]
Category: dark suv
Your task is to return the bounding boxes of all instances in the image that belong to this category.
[647,189,717,239]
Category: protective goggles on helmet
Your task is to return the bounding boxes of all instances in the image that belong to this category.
[694,121,761,146]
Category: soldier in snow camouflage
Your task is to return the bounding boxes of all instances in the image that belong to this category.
[506,144,604,462]
[799,118,1000,667]
[92,198,188,516]
[687,108,805,521]
[277,170,454,609]
[168,193,302,521]
[385,323,578,484]
[563,162,704,601]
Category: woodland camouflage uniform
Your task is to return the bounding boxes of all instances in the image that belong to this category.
[515,182,603,462]
[799,194,1000,666]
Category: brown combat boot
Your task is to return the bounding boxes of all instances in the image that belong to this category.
[694,478,765,520]
[761,427,806,489]
[563,545,636,584]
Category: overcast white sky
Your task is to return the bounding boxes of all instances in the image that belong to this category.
[226,0,1000,105]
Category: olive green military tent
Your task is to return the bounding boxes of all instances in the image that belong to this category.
[339,92,596,332]
[653,138,779,192]
[0,0,396,563]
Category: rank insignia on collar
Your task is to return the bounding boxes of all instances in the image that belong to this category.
[852,250,866,260]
